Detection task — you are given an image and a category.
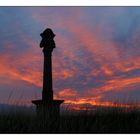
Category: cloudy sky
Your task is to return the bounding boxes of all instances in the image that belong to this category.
[0,7,140,108]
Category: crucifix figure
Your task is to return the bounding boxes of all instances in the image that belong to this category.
[32,28,64,120]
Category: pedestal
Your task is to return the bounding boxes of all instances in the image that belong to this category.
[32,100,64,121]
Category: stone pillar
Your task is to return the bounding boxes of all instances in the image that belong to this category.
[32,28,64,121]
[42,50,53,101]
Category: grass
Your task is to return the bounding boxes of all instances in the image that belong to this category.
[0,106,140,133]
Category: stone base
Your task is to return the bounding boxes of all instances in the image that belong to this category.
[32,99,64,121]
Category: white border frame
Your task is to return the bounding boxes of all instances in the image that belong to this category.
[0,1,140,139]
[0,0,140,6]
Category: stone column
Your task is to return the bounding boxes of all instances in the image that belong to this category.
[32,28,64,121]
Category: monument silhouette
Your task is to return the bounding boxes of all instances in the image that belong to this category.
[32,28,64,120]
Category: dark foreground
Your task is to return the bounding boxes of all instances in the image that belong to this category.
[0,107,140,134]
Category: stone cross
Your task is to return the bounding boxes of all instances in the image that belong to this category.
[32,28,64,120]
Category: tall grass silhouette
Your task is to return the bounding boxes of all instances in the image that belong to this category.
[0,103,140,133]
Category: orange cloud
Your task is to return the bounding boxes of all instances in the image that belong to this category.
[64,96,138,110]
[0,42,42,87]
[57,88,77,97]
[114,56,140,73]
[60,19,140,78]
[55,75,140,108]
[90,76,140,97]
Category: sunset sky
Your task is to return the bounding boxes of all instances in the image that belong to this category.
[0,7,140,108]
